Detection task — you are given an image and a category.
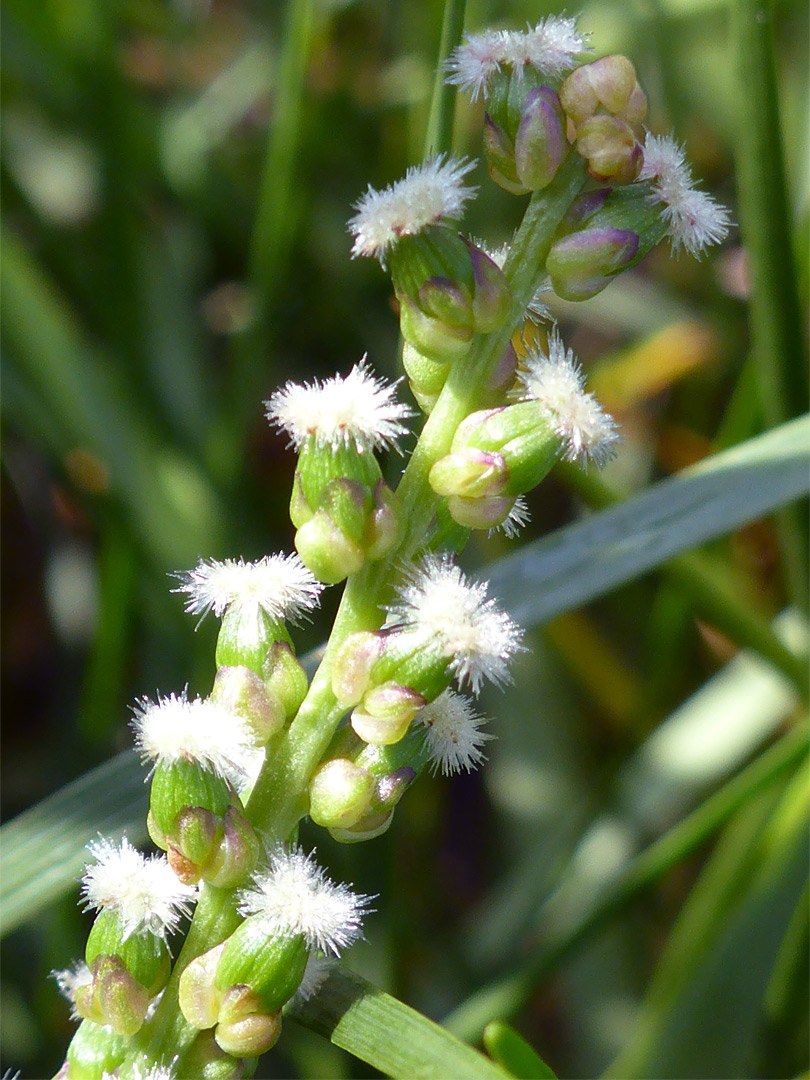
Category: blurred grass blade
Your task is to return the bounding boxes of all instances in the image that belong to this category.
[487,415,809,631]
[0,226,224,570]
[483,1021,558,1079]
[287,965,508,1080]
[0,752,149,936]
[444,725,809,1043]
[2,421,807,931]
[605,766,810,1078]
[423,0,467,156]
[732,0,809,606]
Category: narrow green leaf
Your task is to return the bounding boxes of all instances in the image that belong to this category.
[287,965,508,1080]
[423,0,467,156]
[483,1021,558,1079]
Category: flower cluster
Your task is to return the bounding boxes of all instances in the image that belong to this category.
[54,10,732,1077]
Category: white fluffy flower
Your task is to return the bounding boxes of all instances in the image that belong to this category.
[130,1062,177,1080]
[515,331,619,466]
[238,848,372,956]
[80,837,196,940]
[387,554,523,692]
[639,133,731,257]
[445,17,590,101]
[266,359,411,453]
[348,156,476,261]
[132,692,259,786]
[416,689,494,776]
[52,960,92,1020]
[174,553,323,637]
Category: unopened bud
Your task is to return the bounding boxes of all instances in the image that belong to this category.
[483,114,523,193]
[215,605,291,673]
[514,87,566,191]
[486,341,519,401]
[216,919,309,1015]
[399,294,472,362]
[263,641,309,721]
[213,666,285,746]
[295,507,366,585]
[329,767,416,844]
[180,942,226,1030]
[402,341,450,396]
[469,242,513,330]
[185,1029,254,1080]
[75,955,151,1037]
[364,480,404,561]
[309,759,376,829]
[85,909,170,1001]
[446,494,517,531]
[575,114,643,185]
[215,993,282,1057]
[429,449,509,500]
[332,631,386,707]
[560,55,647,126]
[203,806,262,889]
[351,682,426,745]
[547,226,639,300]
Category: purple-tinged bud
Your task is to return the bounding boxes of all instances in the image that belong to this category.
[213,666,285,746]
[417,277,474,329]
[215,994,282,1057]
[576,114,643,185]
[351,682,426,745]
[468,242,513,330]
[309,759,376,829]
[399,294,473,362]
[483,114,524,193]
[560,187,612,231]
[514,87,566,191]
[75,955,151,1037]
[180,942,226,1030]
[447,494,517,531]
[547,226,639,300]
[204,806,262,888]
[84,908,171,1005]
[332,631,386,707]
[364,480,404,561]
[263,641,309,722]
[329,767,417,844]
[486,341,519,401]
[429,449,509,499]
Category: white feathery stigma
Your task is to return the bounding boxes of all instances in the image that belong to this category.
[416,689,494,776]
[131,692,259,786]
[174,553,323,639]
[516,331,619,466]
[348,155,476,261]
[489,495,531,538]
[639,133,731,257]
[130,1063,178,1080]
[52,960,92,1020]
[387,554,523,692]
[445,16,590,101]
[266,359,411,453]
[238,847,372,956]
[80,837,196,940]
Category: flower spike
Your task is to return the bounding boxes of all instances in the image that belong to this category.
[348,156,476,262]
[266,359,411,454]
[639,133,731,257]
[238,847,373,956]
[80,837,195,940]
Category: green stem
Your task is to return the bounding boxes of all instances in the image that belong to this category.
[423,0,467,156]
[558,463,809,701]
[731,0,809,609]
[443,723,809,1043]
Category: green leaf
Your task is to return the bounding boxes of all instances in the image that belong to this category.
[483,1020,558,1079]
[287,965,509,1080]
[1,420,806,933]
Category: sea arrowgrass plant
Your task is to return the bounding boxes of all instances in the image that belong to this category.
[52,13,731,1077]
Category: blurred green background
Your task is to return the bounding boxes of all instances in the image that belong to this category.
[2,0,808,1076]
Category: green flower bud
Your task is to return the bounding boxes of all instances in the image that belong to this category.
[547,226,640,300]
[74,954,151,1037]
[216,921,309,1014]
[329,767,416,844]
[575,114,643,185]
[185,1029,257,1079]
[213,666,285,746]
[85,909,170,998]
[262,641,309,721]
[294,504,367,585]
[309,759,376,829]
[351,682,426,746]
[402,341,451,397]
[180,942,226,1031]
[65,1018,128,1080]
[428,449,509,499]
[332,631,386,707]
[215,990,282,1058]
[216,604,292,672]
[446,493,518,531]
